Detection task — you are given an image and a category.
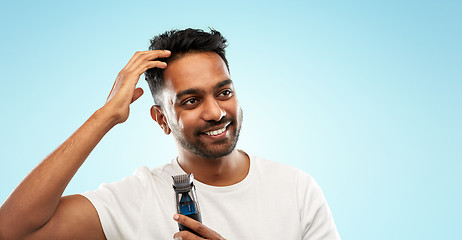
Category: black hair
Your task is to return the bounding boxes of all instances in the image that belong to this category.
[145,28,229,105]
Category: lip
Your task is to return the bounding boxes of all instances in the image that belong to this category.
[200,123,231,135]
[199,123,231,140]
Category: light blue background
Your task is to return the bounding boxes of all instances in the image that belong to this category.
[1,1,461,239]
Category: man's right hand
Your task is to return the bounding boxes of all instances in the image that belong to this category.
[104,50,171,124]
[0,50,170,240]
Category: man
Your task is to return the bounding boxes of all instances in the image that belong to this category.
[0,28,340,239]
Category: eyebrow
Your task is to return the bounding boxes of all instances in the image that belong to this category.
[175,79,233,101]
[216,79,233,89]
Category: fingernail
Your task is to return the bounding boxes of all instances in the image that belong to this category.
[173,214,179,220]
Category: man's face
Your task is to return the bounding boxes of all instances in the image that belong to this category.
[160,52,243,159]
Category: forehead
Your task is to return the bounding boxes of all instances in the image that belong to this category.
[162,52,231,95]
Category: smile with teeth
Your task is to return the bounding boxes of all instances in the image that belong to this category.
[204,125,228,136]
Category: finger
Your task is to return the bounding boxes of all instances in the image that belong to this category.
[116,60,167,91]
[128,50,171,62]
[125,60,167,78]
[173,231,203,240]
[142,60,168,72]
[131,88,144,103]
[130,50,171,65]
[144,49,171,60]
[174,214,215,239]
[127,58,168,75]
[122,51,148,71]
[123,50,171,71]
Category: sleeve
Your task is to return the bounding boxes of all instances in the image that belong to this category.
[79,167,151,240]
[298,172,341,240]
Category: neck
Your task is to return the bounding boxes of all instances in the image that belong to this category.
[177,149,250,186]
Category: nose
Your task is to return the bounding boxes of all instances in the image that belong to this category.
[201,97,226,122]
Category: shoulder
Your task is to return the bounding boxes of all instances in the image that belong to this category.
[248,155,340,238]
[126,160,181,189]
[249,155,322,200]
[251,155,315,183]
[82,160,178,198]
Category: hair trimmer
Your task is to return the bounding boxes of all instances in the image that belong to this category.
[172,173,202,236]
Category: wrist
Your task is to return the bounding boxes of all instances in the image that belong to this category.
[93,106,120,132]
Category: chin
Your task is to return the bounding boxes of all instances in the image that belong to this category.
[192,143,237,159]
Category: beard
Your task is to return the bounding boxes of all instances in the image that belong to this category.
[172,108,243,159]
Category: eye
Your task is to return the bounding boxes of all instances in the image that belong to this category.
[218,89,233,99]
[182,98,199,106]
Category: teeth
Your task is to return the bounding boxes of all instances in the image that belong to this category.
[205,126,227,136]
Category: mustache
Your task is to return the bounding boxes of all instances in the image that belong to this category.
[194,117,234,135]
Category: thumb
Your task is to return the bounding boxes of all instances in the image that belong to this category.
[131,88,144,103]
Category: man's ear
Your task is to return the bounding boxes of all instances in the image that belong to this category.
[150,105,171,135]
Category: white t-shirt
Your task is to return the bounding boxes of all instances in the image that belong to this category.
[81,154,340,239]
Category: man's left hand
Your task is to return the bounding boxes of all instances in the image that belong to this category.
[173,214,226,240]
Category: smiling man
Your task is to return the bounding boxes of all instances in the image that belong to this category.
[0,29,340,240]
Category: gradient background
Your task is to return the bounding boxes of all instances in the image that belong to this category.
[1,1,461,239]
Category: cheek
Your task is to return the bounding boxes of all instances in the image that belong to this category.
[165,108,182,130]
[178,111,201,131]
[225,99,241,116]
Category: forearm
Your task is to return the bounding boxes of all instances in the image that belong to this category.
[0,107,117,237]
